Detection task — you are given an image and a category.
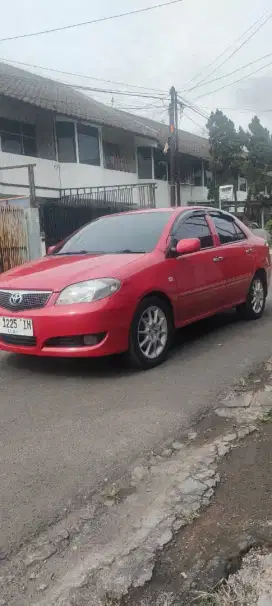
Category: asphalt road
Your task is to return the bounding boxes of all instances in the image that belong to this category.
[1,295,272,554]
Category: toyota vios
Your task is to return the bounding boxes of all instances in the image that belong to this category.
[0,208,270,369]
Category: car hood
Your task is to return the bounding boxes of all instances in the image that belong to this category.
[0,253,144,292]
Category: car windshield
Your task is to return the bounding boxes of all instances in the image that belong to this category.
[53,211,173,255]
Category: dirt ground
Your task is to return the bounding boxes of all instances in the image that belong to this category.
[122,416,272,605]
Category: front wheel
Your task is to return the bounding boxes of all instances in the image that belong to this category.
[128,296,173,370]
[237,273,266,320]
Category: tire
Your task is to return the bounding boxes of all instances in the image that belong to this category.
[237,273,266,320]
[128,296,173,370]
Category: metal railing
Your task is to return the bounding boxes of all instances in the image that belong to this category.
[59,183,156,209]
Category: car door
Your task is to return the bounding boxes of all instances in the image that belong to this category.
[168,210,226,325]
[208,211,255,306]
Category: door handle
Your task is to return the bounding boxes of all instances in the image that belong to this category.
[213,256,224,262]
[246,248,253,254]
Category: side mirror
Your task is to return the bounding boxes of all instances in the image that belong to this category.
[176,238,201,256]
[47,245,56,255]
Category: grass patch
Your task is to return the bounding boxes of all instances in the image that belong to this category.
[259,408,272,424]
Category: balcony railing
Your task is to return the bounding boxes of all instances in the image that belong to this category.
[59,183,156,209]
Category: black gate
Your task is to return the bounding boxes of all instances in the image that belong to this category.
[40,183,156,249]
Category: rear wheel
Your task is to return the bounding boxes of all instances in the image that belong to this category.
[237,273,266,320]
[128,296,173,370]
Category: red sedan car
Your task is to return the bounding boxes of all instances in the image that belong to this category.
[0,207,270,369]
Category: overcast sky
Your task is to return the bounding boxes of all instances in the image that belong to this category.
[1,0,272,137]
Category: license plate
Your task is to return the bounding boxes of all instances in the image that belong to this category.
[0,317,33,336]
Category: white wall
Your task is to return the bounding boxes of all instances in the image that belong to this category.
[0,153,61,198]
[154,181,169,208]
[59,162,138,190]
[0,150,210,210]
[180,185,208,205]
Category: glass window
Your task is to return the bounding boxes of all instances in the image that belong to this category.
[56,121,76,163]
[137,147,152,179]
[210,212,246,244]
[233,222,247,240]
[53,211,173,255]
[172,213,213,249]
[103,141,123,171]
[193,159,202,186]
[77,123,100,166]
[23,136,37,157]
[154,148,168,181]
[1,133,22,154]
[0,118,36,156]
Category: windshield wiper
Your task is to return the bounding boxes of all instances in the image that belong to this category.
[116,249,145,254]
[55,250,104,256]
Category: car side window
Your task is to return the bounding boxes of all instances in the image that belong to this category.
[172,213,213,249]
[233,222,247,241]
[210,212,246,244]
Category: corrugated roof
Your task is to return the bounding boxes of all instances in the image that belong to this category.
[120,112,210,159]
[0,61,210,160]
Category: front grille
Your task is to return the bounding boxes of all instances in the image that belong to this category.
[0,290,51,312]
[0,334,37,346]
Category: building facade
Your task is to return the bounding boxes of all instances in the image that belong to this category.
[0,62,211,208]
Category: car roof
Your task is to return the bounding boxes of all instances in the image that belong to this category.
[105,206,216,217]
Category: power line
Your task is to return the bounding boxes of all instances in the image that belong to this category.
[185,10,272,93]
[201,105,272,113]
[185,49,272,92]
[0,57,167,94]
[185,11,269,86]
[60,82,167,100]
[0,71,167,100]
[177,94,209,120]
[0,0,186,43]
[193,58,272,101]
[184,112,208,133]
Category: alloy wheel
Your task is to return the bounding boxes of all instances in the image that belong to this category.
[137,305,168,360]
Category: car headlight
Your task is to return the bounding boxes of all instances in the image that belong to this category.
[55,278,121,305]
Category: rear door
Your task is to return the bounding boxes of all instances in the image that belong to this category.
[169,210,226,325]
[208,211,255,306]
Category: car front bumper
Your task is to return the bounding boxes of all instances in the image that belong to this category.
[0,294,133,357]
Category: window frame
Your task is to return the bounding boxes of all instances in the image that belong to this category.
[208,210,248,246]
[137,146,154,180]
[170,209,215,251]
[55,116,102,166]
[77,122,101,166]
[0,117,37,157]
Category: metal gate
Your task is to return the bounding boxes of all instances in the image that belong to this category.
[40,183,156,249]
[0,205,28,272]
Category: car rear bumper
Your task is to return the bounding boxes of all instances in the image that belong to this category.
[0,296,133,357]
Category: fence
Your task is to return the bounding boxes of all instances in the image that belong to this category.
[59,183,156,209]
[41,183,157,249]
[0,205,28,272]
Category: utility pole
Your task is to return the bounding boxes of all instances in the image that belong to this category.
[169,86,177,207]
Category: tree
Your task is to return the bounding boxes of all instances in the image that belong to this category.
[206,110,244,211]
[242,116,272,200]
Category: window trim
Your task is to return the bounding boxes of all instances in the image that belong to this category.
[136,146,154,180]
[170,209,215,250]
[55,116,102,165]
[0,118,37,157]
[207,210,248,246]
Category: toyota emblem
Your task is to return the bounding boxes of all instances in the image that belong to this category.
[9,292,23,306]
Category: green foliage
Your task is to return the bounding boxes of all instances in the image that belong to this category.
[242,116,272,200]
[206,110,244,205]
[206,111,272,207]
[265,219,272,237]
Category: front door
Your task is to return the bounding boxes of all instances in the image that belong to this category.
[168,211,226,325]
[208,211,255,306]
